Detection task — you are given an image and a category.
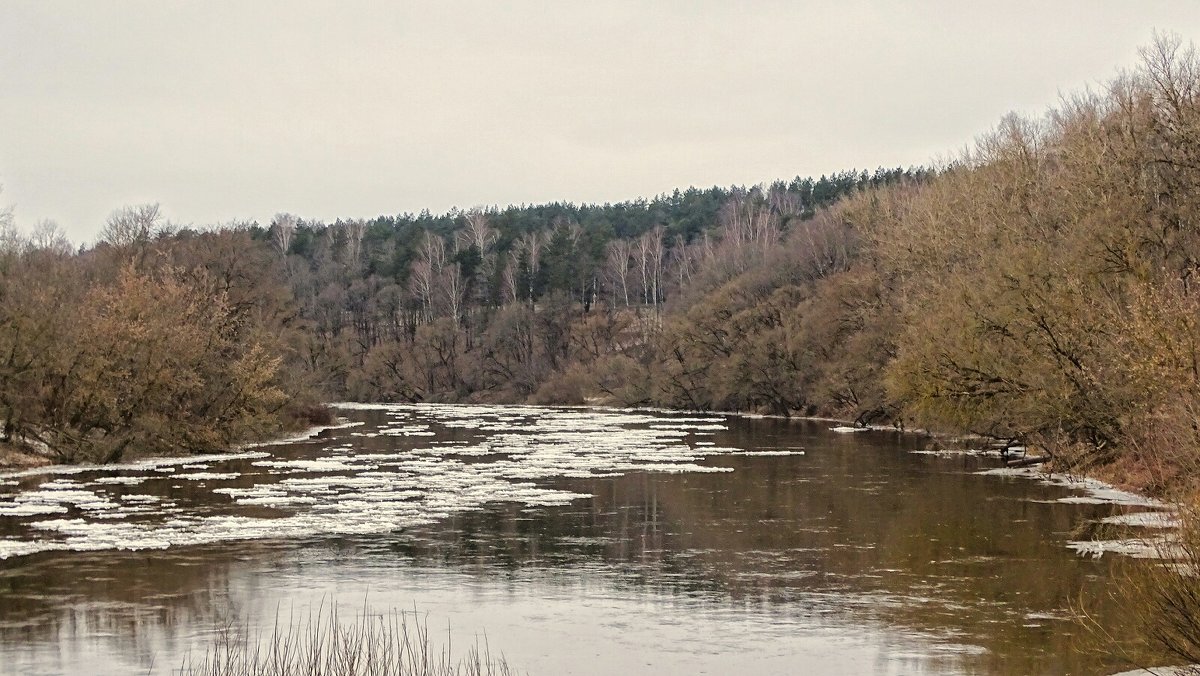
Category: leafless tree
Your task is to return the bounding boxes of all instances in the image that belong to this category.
[271,213,297,257]
[605,239,632,307]
[635,227,665,307]
[461,208,498,253]
[30,220,73,255]
[102,203,161,248]
[341,219,367,269]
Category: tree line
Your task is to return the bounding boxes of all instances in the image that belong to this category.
[237,167,919,407]
[0,169,913,464]
[6,34,1200,505]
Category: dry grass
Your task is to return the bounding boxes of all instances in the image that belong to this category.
[177,602,521,676]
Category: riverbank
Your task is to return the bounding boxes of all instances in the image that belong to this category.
[0,440,52,470]
[0,403,336,472]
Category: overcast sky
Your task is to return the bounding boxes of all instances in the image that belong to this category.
[3,1,1200,243]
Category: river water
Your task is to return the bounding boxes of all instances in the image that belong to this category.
[0,404,1172,675]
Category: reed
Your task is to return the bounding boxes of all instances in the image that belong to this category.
[177,602,520,676]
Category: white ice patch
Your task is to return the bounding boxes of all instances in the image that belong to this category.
[0,404,786,559]
[979,466,1178,558]
[830,426,868,433]
[93,476,146,485]
[173,472,240,481]
[0,538,65,559]
[0,482,119,514]
[244,420,365,448]
[910,448,1003,458]
[235,495,319,507]
[649,423,727,431]
[0,502,68,516]
[1067,536,1179,559]
[0,450,272,481]
[735,450,806,456]
[252,460,358,473]
[1101,511,1180,529]
[977,467,1166,508]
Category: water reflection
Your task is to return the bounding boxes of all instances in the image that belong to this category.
[0,408,1159,675]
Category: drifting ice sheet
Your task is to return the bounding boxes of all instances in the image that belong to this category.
[0,404,741,559]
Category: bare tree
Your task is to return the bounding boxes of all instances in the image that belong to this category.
[341,219,367,269]
[29,220,73,255]
[410,231,448,322]
[270,213,297,258]
[102,204,161,248]
[605,239,632,307]
[635,227,665,307]
[461,208,498,253]
[518,230,548,302]
[442,263,466,327]
[0,201,20,255]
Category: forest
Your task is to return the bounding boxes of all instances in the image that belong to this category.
[3,35,1200,503]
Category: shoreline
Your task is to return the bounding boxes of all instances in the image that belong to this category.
[0,418,362,481]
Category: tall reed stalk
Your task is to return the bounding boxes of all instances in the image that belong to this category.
[177,602,520,676]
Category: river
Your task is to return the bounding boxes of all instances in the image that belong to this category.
[0,404,1171,674]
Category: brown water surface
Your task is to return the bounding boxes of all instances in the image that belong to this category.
[0,405,1163,674]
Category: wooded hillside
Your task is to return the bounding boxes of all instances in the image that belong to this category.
[4,35,1200,500]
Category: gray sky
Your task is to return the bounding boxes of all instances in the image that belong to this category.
[3,1,1200,243]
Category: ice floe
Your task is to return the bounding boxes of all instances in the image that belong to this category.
[0,404,791,559]
[93,476,146,485]
[252,459,358,473]
[173,472,240,481]
[977,466,1180,559]
[1100,511,1180,528]
[734,450,806,456]
[1067,536,1179,559]
[0,503,68,517]
[976,466,1166,508]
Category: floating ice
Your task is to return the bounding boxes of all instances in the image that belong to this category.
[1100,511,1180,528]
[93,476,146,485]
[735,450,806,456]
[977,467,1165,508]
[252,459,358,472]
[1066,537,1178,559]
[0,404,790,559]
[979,466,1176,559]
[0,503,68,517]
[0,538,64,559]
[173,472,240,481]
